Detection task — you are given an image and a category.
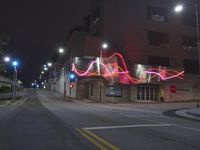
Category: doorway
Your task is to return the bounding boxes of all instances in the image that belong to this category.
[137,85,158,101]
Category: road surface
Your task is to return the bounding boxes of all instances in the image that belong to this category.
[0,89,200,150]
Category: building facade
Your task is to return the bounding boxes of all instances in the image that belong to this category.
[58,0,200,102]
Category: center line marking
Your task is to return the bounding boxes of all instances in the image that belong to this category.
[84,124,173,130]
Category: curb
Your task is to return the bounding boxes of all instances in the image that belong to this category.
[0,97,27,107]
[163,108,200,122]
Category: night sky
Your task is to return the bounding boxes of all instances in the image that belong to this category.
[0,0,90,87]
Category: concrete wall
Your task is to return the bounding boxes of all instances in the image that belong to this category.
[87,80,131,102]
[162,75,200,102]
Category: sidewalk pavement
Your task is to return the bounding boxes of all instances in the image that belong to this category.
[175,107,200,121]
[46,90,200,121]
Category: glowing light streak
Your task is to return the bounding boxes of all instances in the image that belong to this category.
[145,71,184,80]
[72,52,185,84]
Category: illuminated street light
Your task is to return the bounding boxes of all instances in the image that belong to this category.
[4,56,10,62]
[102,43,108,49]
[99,42,109,102]
[41,71,44,74]
[11,60,19,102]
[174,4,183,12]
[12,61,18,67]
[59,48,64,54]
[174,2,200,107]
[44,67,48,71]
[47,62,52,67]
[44,64,47,67]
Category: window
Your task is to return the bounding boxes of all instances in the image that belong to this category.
[182,36,197,50]
[182,13,196,27]
[183,60,199,74]
[147,31,169,46]
[148,56,170,67]
[147,5,169,22]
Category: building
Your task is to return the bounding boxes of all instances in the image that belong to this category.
[56,0,200,102]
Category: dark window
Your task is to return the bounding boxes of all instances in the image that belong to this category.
[94,29,100,36]
[182,13,196,27]
[183,60,199,74]
[147,5,169,22]
[148,56,170,67]
[182,36,197,49]
[147,31,169,46]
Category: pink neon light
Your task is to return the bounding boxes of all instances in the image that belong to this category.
[145,71,184,80]
[72,52,184,84]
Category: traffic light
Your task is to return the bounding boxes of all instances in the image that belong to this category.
[69,71,76,83]
[69,84,74,88]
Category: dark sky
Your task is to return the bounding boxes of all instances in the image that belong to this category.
[0,0,90,86]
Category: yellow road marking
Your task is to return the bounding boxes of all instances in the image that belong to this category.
[76,128,108,150]
[82,128,120,150]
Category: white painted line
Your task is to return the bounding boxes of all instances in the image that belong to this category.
[88,104,161,114]
[138,117,200,133]
[84,124,173,130]
[126,115,165,118]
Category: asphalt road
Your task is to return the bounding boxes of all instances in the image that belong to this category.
[0,90,200,150]
[0,90,95,150]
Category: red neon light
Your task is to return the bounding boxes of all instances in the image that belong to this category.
[72,53,184,84]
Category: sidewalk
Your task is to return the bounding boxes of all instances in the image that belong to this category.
[175,107,200,121]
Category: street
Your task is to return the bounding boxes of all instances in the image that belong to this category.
[0,89,200,150]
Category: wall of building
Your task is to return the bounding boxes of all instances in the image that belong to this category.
[162,75,200,102]
[87,80,131,102]
[90,0,198,68]
[0,75,12,87]
[56,67,66,94]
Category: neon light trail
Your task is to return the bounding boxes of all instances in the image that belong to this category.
[72,53,184,84]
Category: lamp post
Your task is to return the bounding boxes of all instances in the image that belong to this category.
[99,43,108,102]
[12,60,18,101]
[174,1,200,107]
[174,2,200,73]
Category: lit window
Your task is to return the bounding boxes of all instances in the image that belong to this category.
[147,5,169,22]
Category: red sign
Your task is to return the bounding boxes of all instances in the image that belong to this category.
[169,85,176,93]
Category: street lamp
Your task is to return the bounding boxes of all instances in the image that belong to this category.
[58,48,64,54]
[174,3,200,74]
[47,62,52,67]
[12,60,18,101]
[174,4,183,13]
[174,2,200,107]
[4,56,10,62]
[99,42,108,102]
